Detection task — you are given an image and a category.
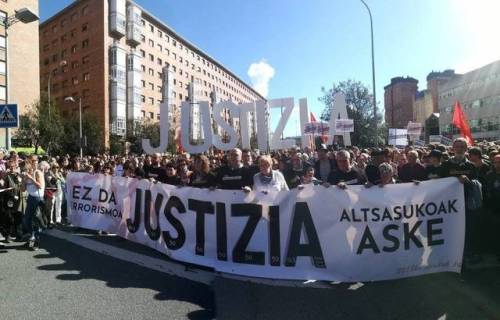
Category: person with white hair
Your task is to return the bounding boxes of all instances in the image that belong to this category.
[251,155,288,194]
[326,150,365,188]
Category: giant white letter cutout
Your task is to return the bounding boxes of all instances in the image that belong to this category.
[239,101,255,150]
[212,100,240,151]
[255,100,269,151]
[180,101,213,154]
[142,101,170,154]
[269,98,296,150]
[299,98,310,149]
[327,93,352,146]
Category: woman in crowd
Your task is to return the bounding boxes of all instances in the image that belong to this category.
[251,155,288,194]
[189,155,217,188]
[22,156,45,250]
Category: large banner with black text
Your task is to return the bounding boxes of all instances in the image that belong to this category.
[67,173,465,282]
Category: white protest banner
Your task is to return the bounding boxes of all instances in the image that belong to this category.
[441,136,453,146]
[68,173,465,282]
[407,122,423,141]
[429,135,452,145]
[429,135,442,144]
[304,122,330,135]
[335,119,354,133]
[414,139,426,147]
[389,129,408,146]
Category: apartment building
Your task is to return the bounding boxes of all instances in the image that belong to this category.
[40,0,263,147]
[438,60,500,141]
[0,0,40,148]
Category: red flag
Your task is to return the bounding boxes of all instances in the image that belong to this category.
[310,112,317,122]
[452,101,473,145]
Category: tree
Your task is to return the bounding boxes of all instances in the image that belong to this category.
[15,96,64,154]
[60,113,104,156]
[319,80,385,147]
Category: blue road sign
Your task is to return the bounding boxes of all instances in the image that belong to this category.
[0,104,18,128]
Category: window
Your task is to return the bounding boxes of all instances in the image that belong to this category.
[140,49,145,57]
[82,5,89,15]
[149,97,154,105]
[172,39,177,47]
[157,44,163,52]
[157,58,162,65]
[82,39,89,48]
[141,65,146,72]
[149,54,154,62]
[149,82,154,90]
[141,34,145,42]
[141,95,145,102]
[70,29,77,38]
[157,86,162,92]
[52,54,58,63]
[71,12,78,21]
[141,110,145,118]
[61,34,68,42]
[82,55,90,64]
[0,61,5,74]
[82,23,88,32]
[0,86,5,102]
[71,60,79,69]
[141,80,145,87]
[158,30,162,38]
[141,19,146,26]
[149,112,154,119]
[71,44,78,53]
[83,73,90,81]
[158,72,162,79]
[72,77,79,85]
[149,24,154,32]
[149,39,154,47]
[148,68,154,76]
[157,114,160,120]
[43,44,49,52]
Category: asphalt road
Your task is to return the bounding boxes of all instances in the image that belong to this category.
[1,229,500,320]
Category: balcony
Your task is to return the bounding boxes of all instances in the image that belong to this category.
[109,0,126,37]
[126,5,142,46]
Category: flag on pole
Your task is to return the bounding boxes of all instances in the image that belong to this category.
[310,112,317,122]
[452,101,473,145]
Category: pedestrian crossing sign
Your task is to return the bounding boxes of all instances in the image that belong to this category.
[0,104,18,128]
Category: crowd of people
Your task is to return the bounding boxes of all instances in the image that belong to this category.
[0,138,499,265]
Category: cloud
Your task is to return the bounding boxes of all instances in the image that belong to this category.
[247,60,275,98]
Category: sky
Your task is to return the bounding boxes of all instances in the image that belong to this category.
[40,0,500,137]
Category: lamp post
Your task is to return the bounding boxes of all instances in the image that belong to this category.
[360,0,378,146]
[1,8,39,150]
[64,96,83,158]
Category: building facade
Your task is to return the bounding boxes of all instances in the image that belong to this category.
[413,89,433,126]
[0,0,40,148]
[438,60,500,141]
[384,77,418,129]
[40,0,263,147]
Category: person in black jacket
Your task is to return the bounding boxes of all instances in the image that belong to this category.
[216,148,251,190]
[327,150,365,187]
[440,138,480,265]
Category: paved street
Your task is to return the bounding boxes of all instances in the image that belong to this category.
[1,228,500,320]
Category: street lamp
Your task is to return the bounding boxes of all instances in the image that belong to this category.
[47,60,67,118]
[1,7,39,150]
[64,96,83,158]
[360,0,378,146]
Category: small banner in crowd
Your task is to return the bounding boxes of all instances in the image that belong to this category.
[429,135,453,146]
[388,129,408,146]
[67,173,465,282]
[407,122,423,140]
[335,119,354,133]
[304,121,330,136]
